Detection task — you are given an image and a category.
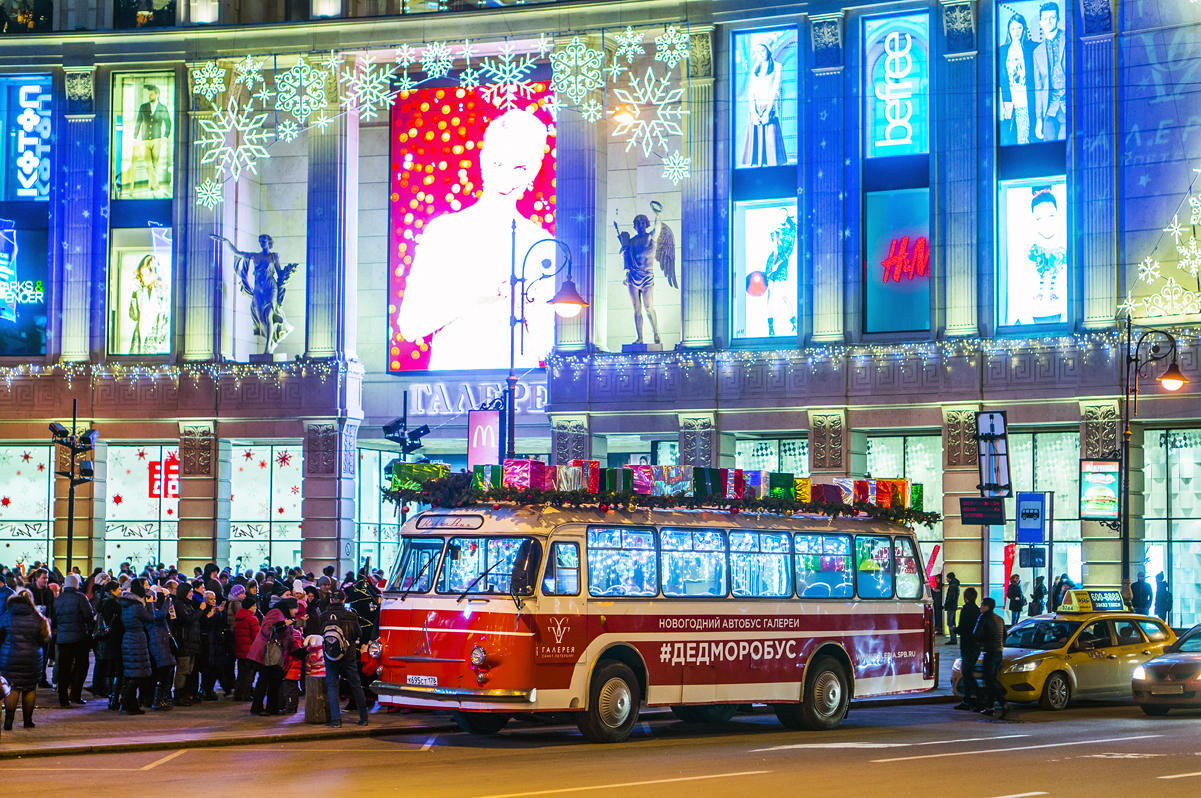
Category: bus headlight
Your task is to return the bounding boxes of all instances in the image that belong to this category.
[470,645,487,667]
[367,640,382,658]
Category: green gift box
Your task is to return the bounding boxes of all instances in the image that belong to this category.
[602,468,633,493]
[768,472,795,499]
[691,467,721,498]
[391,462,449,492]
[471,464,502,492]
[910,483,924,513]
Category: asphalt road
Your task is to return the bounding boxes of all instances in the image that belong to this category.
[5,703,1201,797]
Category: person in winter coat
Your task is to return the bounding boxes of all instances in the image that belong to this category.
[346,572,381,643]
[28,568,54,688]
[223,583,246,691]
[0,589,50,733]
[281,625,304,714]
[1029,575,1048,616]
[200,590,231,699]
[95,580,124,707]
[1006,574,1026,625]
[931,573,945,637]
[170,582,201,706]
[145,586,176,711]
[320,590,368,728]
[973,596,1007,712]
[954,586,982,711]
[944,573,961,644]
[1155,572,1173,623]
[51,573,94,708]
[232,596,261,701]
[1131,571,1153,616]
[248,596,302,715]
[119,579,155,715]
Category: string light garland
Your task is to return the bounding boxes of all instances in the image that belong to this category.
[382,472,942,529]
[0,359,342,390]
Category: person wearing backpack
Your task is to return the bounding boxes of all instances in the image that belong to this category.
[319,590,368,728]
[247,596,301,716]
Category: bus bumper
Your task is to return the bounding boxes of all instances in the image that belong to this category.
[374,682,537,705]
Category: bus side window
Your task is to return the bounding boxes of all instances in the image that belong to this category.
[893,537,923,600]
[587,527,658,597]
[730,531,792,598]
[794,533,853,598]
[660,528,727,598]
[542,542,581,596]
[855,535,894,599]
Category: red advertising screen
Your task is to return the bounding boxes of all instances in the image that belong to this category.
[387,83,557,373]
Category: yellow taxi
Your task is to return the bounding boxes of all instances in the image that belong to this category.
[951,590,1177,710]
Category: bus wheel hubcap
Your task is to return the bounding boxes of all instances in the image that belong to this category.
[813,671,841,716]
[598,678,631,727]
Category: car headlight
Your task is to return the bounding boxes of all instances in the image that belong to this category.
[1004,659,1040,674]
[367,640,382,658]
[470,645,487,667]
[1132,665,1147,680]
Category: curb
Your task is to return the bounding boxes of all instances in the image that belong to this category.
[0,720,459,760]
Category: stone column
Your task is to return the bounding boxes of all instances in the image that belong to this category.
[681,28,715,348]
[184,101,225,360]
[177,423,228,572]
[53,421,99,573]
[555,35,606,353]
[942,406,984,602]
[301,419,358,575]
[808,410,863,479]
[939,2,980,336]
[550,414,591,466]
[1078,4,1118,328]
[1079,401,1127,590]
[808,14,846,343]
[61,67,97,361]
[677,413,734,468]
[305,78,359,360]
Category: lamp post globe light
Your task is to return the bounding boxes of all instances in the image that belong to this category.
[505,221,586,460]
[1120,314,1189,581]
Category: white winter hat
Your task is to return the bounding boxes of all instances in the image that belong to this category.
[64,574,82,590]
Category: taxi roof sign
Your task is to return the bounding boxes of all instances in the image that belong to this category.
[1057,589,1126,614]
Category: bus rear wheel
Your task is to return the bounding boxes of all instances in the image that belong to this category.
[455,711,510,735]
[577,660,641,743]
[670,704,738,724]
[775,655,850,731]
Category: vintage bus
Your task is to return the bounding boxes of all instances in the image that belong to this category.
[374,505,935,742]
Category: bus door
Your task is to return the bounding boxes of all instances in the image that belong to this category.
[533,537,588,670]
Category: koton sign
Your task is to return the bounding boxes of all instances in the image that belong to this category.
[865,14,929,158]
[3,77,52,201]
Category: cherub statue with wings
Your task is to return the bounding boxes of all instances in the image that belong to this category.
[614,200,677,346]
[211,233,300,355]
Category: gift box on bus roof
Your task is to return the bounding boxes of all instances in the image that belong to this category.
[625,464,655,495]
[910,482,924,512]
[654,465,692,496]
[831,477,855,505]
[602,467,633,494]
[502,458,555,491]
[743,470,770,499]
[471,464,503,492]
[794,477,812,503]
[810,483,842,505]
[555,465,584,492]
[391,462,450,492]
[570,459,601,493]
[768,472,795,499]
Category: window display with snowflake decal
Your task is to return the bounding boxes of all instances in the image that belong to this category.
[104,445,180,569]
[229,444,303,570]
[0,446,52,567]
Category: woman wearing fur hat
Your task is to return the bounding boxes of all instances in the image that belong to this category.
[119,578,155,715]
[0,589,50,734]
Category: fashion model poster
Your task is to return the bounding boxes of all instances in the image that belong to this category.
[997,1,1067,146]
[108,224,172,354]
[733,28,798,168]
[732,198,798,339]
[999,176,1068,326]
[111,72,176,199]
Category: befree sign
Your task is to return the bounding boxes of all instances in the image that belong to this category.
[865,14,929,158]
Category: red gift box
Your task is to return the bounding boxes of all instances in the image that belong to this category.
[503,459,554,491]
[853,479,869,504]
[626,464,655,495]
[724,468,745,499]
[874,480,893,507]
[570,459,601,493]
[812,483,842,505]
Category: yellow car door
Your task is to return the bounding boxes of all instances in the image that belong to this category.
[1109,619,1166,692]
[1065,619,1116,697]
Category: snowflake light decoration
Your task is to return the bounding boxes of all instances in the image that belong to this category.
[551,36,604,106]
[340,56,399,122]
[1177,236,1201,277]
[459,66,482,91]
[276,119,300,142]
[661,150,691,184]
[478,43,539,110]
[536,33,554,59]
[1140,277,1201,318]
[196,98,272,181]
[275,57,327,126]
[614,26,647,64]
[252,82,274,107]
[1138,256,1161,284]
[579,98,603,124]
[1164,214,1186,245]
[395,71,415,94]
[655,26,690,70]
[196,177,222,209]
[321,49,344,76]
[395,44,417,69]
[421,41,455,79]
[610,66,688,156]
[192,61,226,103]
[234,55,265,89]
[604,57,626,84]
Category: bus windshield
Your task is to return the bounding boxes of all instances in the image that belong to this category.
[436,536,542,596]
[389,537,444,594]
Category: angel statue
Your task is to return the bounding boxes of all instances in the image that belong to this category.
[614,200,677,347]
[210,233,300,355]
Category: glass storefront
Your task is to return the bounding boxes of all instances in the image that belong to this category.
[355,449,401,573]
[104,444,179,569]
[1145,430,1201,627]
[736,437,810,476]
[0,445,52,567]
[867,435,943,567]
[229,443,303,571]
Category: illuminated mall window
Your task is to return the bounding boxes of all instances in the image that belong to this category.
[866,435,942,548]
[1144,430,1201,627]
[104,444,180,570]
[0,445,53,568]
[113,0,176,28]
[355,449,402,572]
[736,437,810,476]
[0,3,51,33]
[107,224,174,355]
[229,444,303,571]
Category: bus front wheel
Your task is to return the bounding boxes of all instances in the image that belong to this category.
[455,711,510,735]
[775,655,850,731]
[577,660,641,743]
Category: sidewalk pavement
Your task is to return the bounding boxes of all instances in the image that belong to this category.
[0,640,961,759]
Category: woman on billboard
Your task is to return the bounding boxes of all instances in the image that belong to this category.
[998,13,1038,146]
[740,43,786,167]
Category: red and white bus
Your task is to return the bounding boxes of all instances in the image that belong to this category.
[374,505,935,742]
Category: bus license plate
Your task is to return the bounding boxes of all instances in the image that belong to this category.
[407,675,438,687]
[1151,685,1183,695]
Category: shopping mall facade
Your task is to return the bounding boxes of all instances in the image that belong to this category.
[0,0,1198,620]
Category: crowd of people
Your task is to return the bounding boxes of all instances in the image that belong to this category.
[0,560,385,740]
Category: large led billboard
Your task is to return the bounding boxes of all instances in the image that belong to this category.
[111,72,176,200]
[997,0,1067,146]
[998,176,1067,327]
[732,27,798,169]
[387,83,557,372]
[0,75,52,202]
[864,188,930,333]
[732,198,798,339]
[0,221,47,356]
[864,13,929,159]
[108,224,173,355]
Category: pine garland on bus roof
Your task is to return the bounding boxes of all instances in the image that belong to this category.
[381,471,942,529]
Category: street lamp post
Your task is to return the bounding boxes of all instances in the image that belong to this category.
[506,220,588,460]
[49,399,97,574]
[1120,315,1188,581]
